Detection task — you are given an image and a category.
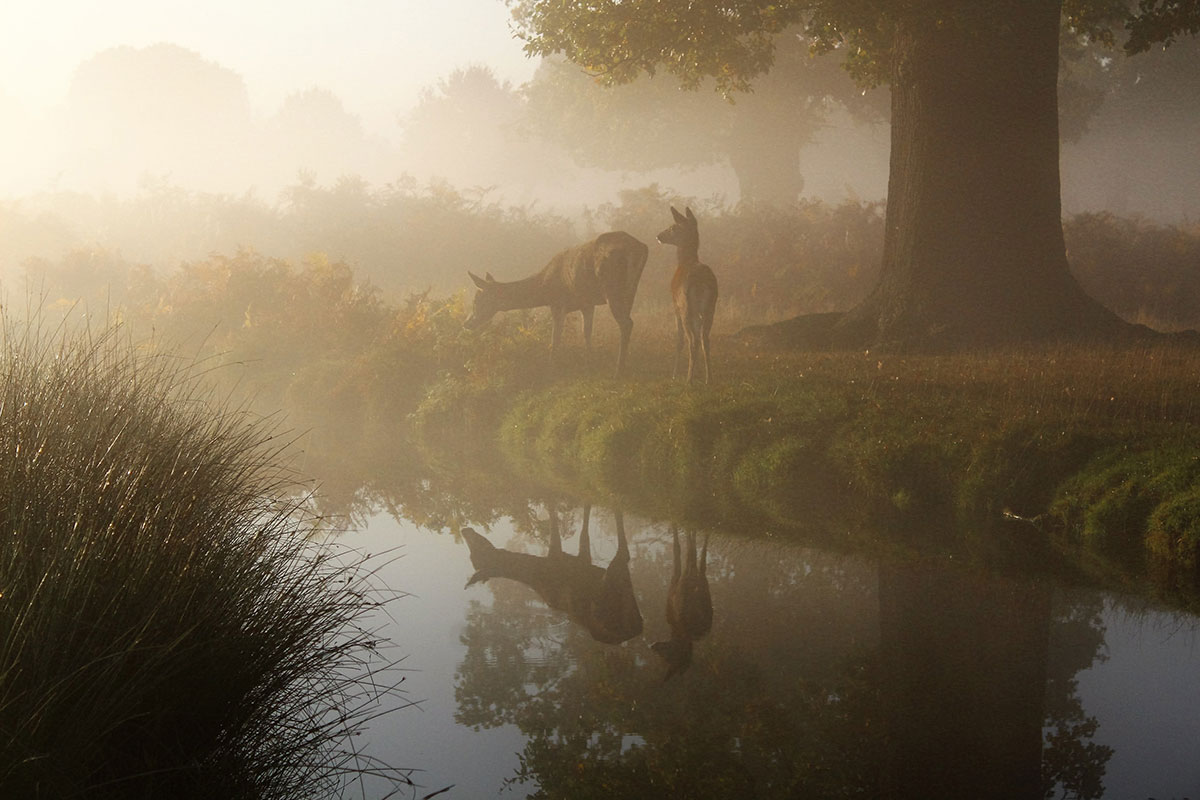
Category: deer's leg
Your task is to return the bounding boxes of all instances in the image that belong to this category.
[550,306,565,362]
[684,529,698,577]
[685,315,699,384]
[612,306,633,379]
[548,507,562,557]
[581,305,595,351]
[583,304,597,352]
[613,510,630,561]
[700,314,712,385]
[578,504,592,565]
[670,525,682,584]
[673,313,685,380]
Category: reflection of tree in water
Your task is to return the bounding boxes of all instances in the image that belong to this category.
[454,518,1112,798]
[1043,592,1112,800]
[456,528,883,797]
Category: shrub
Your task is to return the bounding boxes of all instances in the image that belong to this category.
[0,318,405,799]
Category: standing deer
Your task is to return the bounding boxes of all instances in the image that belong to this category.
[461,505,643,645]
[657,206,718,384]
[651,526,713,680]
[464,231,649,378]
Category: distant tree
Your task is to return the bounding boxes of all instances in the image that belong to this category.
[523,36,886,206]
[507,0,1200,349]
[400,65,573,194]
[62,44,254,193]
[264,87,391,187]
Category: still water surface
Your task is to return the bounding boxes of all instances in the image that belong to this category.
[345,504,1200,799]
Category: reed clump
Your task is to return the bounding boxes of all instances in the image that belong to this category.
[0,318,404,799]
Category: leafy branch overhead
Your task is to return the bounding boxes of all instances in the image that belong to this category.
[507,0,1200,94]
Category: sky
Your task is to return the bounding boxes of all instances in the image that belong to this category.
[0,0,539,137]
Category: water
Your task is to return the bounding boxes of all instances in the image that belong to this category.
[342,504,1200,800]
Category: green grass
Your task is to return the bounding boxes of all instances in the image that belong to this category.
[422,331,1200,597]
[0,318,407,799]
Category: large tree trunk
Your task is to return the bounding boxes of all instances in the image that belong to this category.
[727,98,808,207]
[834,0,1122,349]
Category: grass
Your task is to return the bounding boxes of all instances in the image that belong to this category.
[443,328,1200,599]
[0,316,408,799]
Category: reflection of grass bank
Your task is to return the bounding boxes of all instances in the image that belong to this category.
[466,342,1200,599]
[0,321,403,799]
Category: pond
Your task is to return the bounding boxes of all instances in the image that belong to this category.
[343,501,1200,799]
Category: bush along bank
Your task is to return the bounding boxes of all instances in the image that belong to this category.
[0,320,408,799]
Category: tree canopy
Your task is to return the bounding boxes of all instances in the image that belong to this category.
[508,0,1197,93]
[522,37,885,204]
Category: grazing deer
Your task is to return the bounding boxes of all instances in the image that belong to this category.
[464,231,649,378]
[651,526,712,681]
[657,206,718,384]
[461,505,643,645]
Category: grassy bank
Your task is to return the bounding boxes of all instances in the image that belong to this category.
[0,320,405,799]
[421,336,1200,601]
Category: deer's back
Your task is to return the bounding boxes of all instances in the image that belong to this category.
[542,232,647,308]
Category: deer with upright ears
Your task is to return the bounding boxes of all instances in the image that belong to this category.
[651,526,712,680]
[657,206,718,384]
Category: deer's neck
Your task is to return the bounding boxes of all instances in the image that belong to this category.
[495,273,553,310]
[674,243,701,270]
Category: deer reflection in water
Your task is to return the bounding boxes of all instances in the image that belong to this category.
[652,526,713,680]
[461,506,643,645]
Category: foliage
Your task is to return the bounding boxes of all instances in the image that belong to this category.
[3,179,579,300]
[508,0,1197,93]
[521,37,886,203]
[1065,213,1200,331]
[11,183,1200,333]
[1124,0,1200,53]
[0,318,407,798]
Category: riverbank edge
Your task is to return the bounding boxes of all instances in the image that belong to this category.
[414,369,1200,607]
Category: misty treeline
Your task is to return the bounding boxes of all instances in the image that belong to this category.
[3,180,883,318]
[5,178,1200,333]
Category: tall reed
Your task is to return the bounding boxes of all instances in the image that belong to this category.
[0,316,406,799]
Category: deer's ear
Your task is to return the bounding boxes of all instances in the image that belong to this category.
[468,271,488,289]
[671,206,686,223]
[485,272,496,283]
[685,207,696,222]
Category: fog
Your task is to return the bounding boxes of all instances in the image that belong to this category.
[1,15,1197,296]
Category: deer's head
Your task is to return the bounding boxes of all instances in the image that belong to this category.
[464,271,500,329]
[656,206,699,250]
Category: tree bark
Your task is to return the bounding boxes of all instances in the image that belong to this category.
[835,0,1123,349]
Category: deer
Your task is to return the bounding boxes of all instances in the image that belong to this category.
[464,231,649,378]
[461,505,643,645]
[656,206,718,384]
[651,526,712,681]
